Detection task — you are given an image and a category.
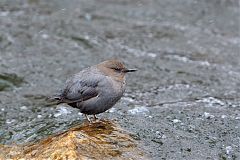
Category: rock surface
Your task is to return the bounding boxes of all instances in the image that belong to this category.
[0,120,146,160]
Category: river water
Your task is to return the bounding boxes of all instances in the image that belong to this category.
[0,0,240,159]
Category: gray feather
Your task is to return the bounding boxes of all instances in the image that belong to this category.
[59,68,100,103]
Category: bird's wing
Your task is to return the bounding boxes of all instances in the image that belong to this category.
[59,72,100,104]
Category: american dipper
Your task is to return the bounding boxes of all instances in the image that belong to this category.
[52,59,137,122]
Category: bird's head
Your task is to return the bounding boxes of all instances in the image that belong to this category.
[97,59,137,81]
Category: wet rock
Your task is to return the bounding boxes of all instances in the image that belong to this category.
[0,120,147,160]
[0,73,25,91]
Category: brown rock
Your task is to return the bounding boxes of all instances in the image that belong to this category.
[0,120,147,160]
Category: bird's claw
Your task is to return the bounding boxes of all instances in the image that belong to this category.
[84,114,99,123]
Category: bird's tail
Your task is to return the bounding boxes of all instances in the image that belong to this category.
[47,95,64,105]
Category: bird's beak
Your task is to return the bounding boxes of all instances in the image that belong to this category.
[123,69,137,73]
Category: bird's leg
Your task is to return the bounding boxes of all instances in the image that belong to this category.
[84,114,92,123]
[93,114,98,121]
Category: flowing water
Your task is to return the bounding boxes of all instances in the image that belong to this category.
[0,0,240,159]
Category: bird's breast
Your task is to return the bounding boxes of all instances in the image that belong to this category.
[98,77,125,102]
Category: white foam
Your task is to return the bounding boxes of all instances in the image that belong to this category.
[122,97,135,103]
[128,106,149,115]
[108,107,116,113]
[221,115,227,119]
[197,97,225,107]
[0,11,9,16]
[226,146,233,155]
[6,119,16,124]
[203,112,215,119]
[148,53,157,58]
[172,119,181,123]
[54,106,71,117]
[41,34,49,39]
[162,135,167,139]
[20,106,27,110]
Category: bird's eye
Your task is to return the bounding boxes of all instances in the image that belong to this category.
[112,68,121,72]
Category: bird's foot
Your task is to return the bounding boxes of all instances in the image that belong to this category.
[84,114,92,123]
[84,114,100,123]
[93,115,98,121]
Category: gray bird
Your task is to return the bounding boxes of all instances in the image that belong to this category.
[52,59,137,122]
